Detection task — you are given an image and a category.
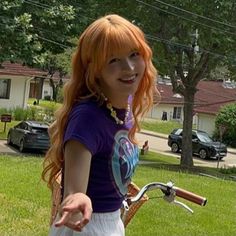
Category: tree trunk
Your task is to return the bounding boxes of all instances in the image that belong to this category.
[180,91,194,167]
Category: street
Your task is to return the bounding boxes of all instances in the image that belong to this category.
[0,133,236,168]
[136,132,236,168]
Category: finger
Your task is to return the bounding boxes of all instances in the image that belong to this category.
[64,221,83,232]
[54,211,71,227]
[81,207,92,223]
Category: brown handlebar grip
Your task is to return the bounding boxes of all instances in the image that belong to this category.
[174,187,207,206]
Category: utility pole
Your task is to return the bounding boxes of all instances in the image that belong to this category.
[192,29,199,54]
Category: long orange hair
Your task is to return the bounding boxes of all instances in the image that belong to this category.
[42,14,159,189]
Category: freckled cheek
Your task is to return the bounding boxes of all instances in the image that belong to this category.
[102,66,121,79]
[137,59,146,76]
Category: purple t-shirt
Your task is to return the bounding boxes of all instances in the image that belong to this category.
[63,99,139,212]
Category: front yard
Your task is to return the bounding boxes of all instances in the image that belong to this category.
[0,153,235,236]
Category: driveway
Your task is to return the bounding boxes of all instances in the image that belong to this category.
[0,140,45,156]
[0,139,18,155]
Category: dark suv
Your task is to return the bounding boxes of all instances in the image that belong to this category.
[7,120,50,153]
[167,128,227,159]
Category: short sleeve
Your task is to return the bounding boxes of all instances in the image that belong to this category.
[63,104,102,155]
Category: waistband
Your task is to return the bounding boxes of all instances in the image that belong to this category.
[91,209,121,221]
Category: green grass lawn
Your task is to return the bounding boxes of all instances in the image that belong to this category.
[140,119,183,135]
[0,153,235,236]
[27,98,61,110]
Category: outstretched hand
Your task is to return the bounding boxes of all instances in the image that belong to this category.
[55,193,92,232]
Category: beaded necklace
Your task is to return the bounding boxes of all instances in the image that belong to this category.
[101,94,130,125]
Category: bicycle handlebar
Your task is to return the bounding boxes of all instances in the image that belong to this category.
[173,186,207,206]
[123,181,207,214]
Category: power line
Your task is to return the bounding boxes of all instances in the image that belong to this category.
[145,34,234,61]
[136,0,236,36]
[24,0,51,10]
[24,0,96,22]
[154,0,236,29]
[0,15,233,61]
[0,21,71,49]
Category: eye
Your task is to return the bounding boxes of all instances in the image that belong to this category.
[130,51,140,58]
[108,58,119,64]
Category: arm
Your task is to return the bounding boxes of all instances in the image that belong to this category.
[55,140,93,231]
[64,140,92,196]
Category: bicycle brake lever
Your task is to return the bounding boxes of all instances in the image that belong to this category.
[173,200,194,214]
[162,186,194,214]
[122,199,130,211]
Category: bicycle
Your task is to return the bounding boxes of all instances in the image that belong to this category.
[121,181,207,227]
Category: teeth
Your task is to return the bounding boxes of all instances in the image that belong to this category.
[121,75,136,81]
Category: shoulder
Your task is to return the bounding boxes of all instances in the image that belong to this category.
[70,100,103,117]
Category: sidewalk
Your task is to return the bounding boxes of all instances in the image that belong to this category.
[140,129,236,155]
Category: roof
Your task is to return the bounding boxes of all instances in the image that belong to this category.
[157,80,236,115]
[0,61,69,81]
[0,61,47,77]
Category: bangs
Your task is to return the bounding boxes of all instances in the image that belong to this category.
[91,20,146,71]
[103,27,142,60]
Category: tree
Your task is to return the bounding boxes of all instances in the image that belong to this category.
[215,103,236,147]
[91,0,236,167]
[0,0,93,101]
[0,0,89,65]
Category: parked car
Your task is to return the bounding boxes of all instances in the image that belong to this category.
[167,128,227,159]
[7,121,50,152]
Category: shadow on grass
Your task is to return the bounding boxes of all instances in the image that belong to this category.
[139,152,236,182]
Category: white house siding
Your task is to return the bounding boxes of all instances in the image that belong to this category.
[0,76,31,109]
[196,113,216,136]
[42,80,53,99]
[147,104,184,122]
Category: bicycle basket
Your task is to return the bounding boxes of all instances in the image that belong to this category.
[121,182,149,227]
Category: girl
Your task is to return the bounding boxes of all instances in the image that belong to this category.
[42,14,158,236]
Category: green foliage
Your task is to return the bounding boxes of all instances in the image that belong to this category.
[220,166,236,175]
[0,0,79,64]
[215,103,236,147]
[0,108,12,116]
[56,87,64,103]
[13,107,29,121]
[0,105,56,123]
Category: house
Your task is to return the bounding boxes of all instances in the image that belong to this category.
[148,79,236,135]
[0,62,67,110]
[0,62,47,109]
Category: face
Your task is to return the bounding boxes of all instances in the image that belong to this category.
[98,49,145,107]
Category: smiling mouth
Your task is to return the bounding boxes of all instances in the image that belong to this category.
[119,74,137,84]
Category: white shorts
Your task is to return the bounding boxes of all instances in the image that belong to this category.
[49,209,125,236]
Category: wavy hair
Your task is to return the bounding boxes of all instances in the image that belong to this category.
[42,14,159,189]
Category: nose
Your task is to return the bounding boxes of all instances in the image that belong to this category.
[121,58,134,72]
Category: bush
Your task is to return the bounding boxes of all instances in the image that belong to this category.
[56,87,64,103]
[44,95,51,101]
[220,166,236,175]
[13,107,29,120]
[215,103,236,147]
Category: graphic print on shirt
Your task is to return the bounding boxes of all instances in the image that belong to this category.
[111,130,139,196]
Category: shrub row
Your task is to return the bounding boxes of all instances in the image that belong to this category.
[0,106,55,123]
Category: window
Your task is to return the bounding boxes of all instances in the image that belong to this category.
[173,107,182,120]
[0,79,11,99]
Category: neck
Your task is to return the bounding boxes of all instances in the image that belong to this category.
[101,93,131,125]
[102,93,129,109]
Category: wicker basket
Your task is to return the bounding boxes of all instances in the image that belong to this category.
[121,182,149,227]
[50,178,148,228]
